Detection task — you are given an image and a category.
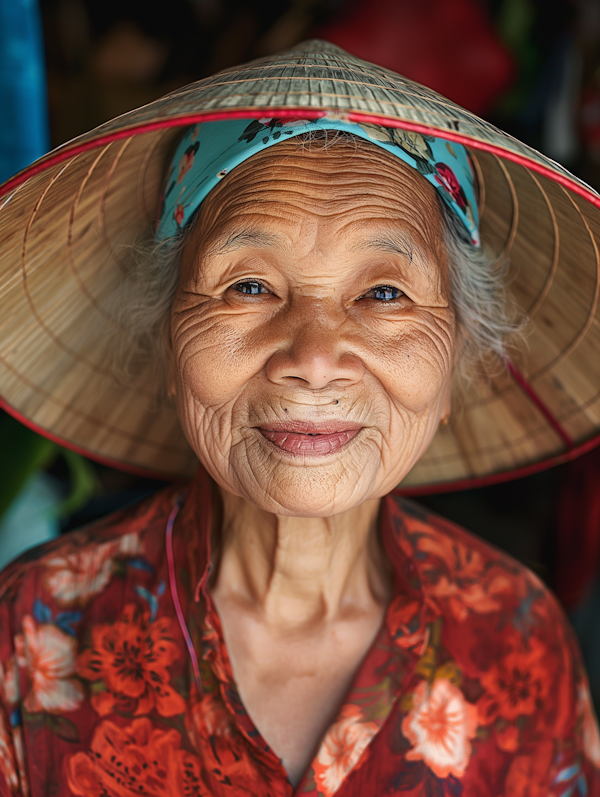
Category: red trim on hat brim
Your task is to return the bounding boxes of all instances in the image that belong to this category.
[2,108,600,212]
[2,107,600,491]
[0,395,178,483]
[3,385,600,493]
[395,433,600,496]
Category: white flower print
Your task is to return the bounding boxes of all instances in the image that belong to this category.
[401,678,478,779]
[15,615,84,714]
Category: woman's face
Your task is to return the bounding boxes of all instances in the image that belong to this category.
[170,140,455,516]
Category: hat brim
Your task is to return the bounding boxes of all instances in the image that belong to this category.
[2,40,600,492]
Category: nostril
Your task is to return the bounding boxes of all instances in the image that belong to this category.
[284,375,309,383]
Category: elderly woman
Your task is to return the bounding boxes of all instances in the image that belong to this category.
[0,41,599,797]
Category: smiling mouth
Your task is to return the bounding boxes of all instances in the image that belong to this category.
[258,423,362,456]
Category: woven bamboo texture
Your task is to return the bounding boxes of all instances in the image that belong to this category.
[1,39,600,489]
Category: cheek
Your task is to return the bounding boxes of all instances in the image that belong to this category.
[172,309,264,412]
[378,322,454,414]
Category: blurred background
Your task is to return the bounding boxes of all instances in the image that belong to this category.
[1,0,600,709]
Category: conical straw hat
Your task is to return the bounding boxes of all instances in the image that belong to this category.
[1,39,600,492]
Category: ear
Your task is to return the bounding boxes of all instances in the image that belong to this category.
[442,383,451,418]
[167,366,177,401]
[439,379,452,426]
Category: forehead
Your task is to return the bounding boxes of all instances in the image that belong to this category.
[185,138,446,261]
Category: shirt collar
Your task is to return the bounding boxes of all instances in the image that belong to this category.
[174,467,429,660]
[170,468,431,781]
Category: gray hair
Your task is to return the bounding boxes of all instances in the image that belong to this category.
[440,204,520,386]
[112,137,521,395]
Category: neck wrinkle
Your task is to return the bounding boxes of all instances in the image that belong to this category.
[211,486,389,628]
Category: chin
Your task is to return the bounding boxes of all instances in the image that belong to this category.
[235,461,381,518]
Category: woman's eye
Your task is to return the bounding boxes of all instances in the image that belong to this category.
[233,280,267,295]
[363,285,403,301]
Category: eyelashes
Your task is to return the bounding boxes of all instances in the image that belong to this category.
[232,281,405,302]
[360,285,404,302]
[233,280,267,295]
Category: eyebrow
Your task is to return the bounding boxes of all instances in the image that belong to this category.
[205,226,424,270]
[352,233,414,262]
[207,228,284,256]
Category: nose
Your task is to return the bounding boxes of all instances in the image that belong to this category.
[265,306,365,390]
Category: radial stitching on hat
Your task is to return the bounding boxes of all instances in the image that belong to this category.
[563,378,600,419]
[4,41,600,484]
[67,146,116,323]
[0,354,187,454]
[493,156,519,259]
[415,418,562,467]
[202,62,501,120]
[163,79,503,129]
[525,171,560,319]
[461,155,518,414]
[0,173,29,213]
[462,166,561,415]
[529,185,600,378]
[470,152,486,218]
[139,131,171,224]
[66,141,157,400]
[19,152,153,394]
[98,138,135,275]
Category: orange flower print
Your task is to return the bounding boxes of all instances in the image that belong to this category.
[44,532,142,606]
[0,657,19,707]
[66,717,208,796]
[578,682,600,767]
[495,743,554,797]
[497,755,533,797]
[15,615,84,714]
[402,678,478,779]
[0,711,18,792]
[177,142,199,184]
[313,705,378,797]
[174,203,185,226]
[11,727,28,797]
[77,604,185,717]
[386,596,428,654]
[0,656,29,796]
[478,638,549,724]
[411,533,515,622]
[187,692,287,797]
[187,692,233,748]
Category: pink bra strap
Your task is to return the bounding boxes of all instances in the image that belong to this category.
[166,491,203,694]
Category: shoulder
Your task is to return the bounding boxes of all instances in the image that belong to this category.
[389,492,557,625]
[386,493,600,781]
[386,491,583,687]
[0,483,183,625]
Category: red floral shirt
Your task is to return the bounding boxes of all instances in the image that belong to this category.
[0,468,599,797]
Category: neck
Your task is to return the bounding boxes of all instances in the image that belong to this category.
[210,488,390,628]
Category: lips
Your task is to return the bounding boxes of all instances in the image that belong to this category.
[259,422,362,456]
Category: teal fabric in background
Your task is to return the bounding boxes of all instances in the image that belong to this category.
[0,0,60,567]
[0,473,60,570]
[0,0,49,183]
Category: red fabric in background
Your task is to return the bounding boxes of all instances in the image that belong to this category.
[314,0,515,116]
[556,447,600,610]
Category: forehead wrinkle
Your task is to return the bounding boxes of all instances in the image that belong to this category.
[204,227,284,258]
[342,218,442,278]
[352,233,414,262]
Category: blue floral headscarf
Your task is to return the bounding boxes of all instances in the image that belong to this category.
[156,116,479,246]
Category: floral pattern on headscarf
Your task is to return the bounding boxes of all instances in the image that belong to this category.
[155,116,480,246]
